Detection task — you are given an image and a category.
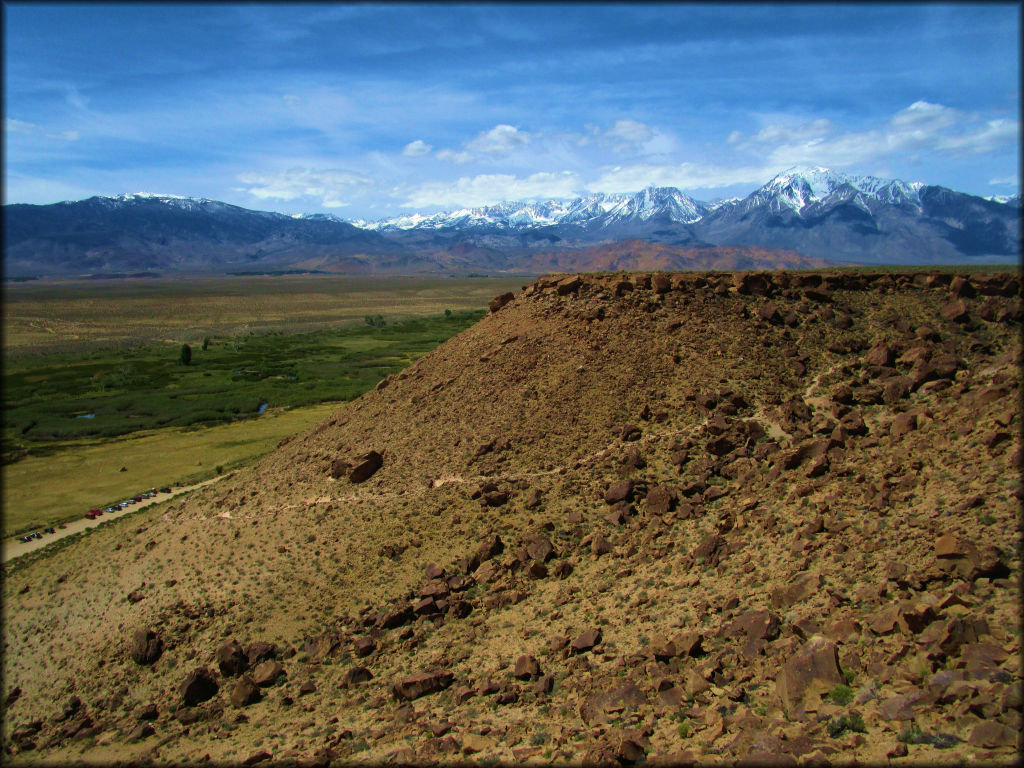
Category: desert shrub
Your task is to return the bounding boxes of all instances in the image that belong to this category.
[827,683,854,705]
[827,712,866,738]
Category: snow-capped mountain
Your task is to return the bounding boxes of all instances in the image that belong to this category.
[742,166,926,214]
[346,166,1018,266]
[3,167,1019,277]
[357,186,707,233]
[693,167,1019,264]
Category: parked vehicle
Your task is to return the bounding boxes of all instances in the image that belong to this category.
[159,487,172,494]
[45,527,56,534]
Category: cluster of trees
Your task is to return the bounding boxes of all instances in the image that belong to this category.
[364,315,386,328]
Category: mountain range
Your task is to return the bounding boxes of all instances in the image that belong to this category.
[3,167,1019,278]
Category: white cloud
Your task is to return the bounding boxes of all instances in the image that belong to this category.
[588,162,769,193]
[465,124,530,154]
[935,118,1019,155]
[237,167,370,205]
[6,118,37,135]
[402,170,582,208]
[435,148,473,164]
[606,119,653,145]
[402,139,432,157]
[5,118,80,141]
[988,175,1019,186]
[434,124,532,165]
[753,118,833,145]
[733,102,1020,170]
[890,100,959,130]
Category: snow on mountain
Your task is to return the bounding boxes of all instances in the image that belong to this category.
[985,194,1020,205]
[348,169,938,234]
[749,166,925,214]
[353,186,706,232]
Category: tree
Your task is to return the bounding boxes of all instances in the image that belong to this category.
[179,343,192,366]
[202,336,210,351]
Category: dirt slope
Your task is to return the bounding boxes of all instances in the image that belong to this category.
[2,269,1021,766]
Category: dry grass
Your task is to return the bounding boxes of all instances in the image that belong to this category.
[3,274,528,355]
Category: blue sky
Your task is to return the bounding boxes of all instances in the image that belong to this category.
[3,2,1020,219]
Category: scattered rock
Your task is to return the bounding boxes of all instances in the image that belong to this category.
[592,534,613,556]
[391,670,454,701]
[349,450,384,483]
[130,629,163,666]
[775,635,844,719]
[488,292,514,313]
[341,666,374,688]
[252,660,285,687]
[968,721,1019,749]
[217,639,248,677]
[230,676,262,708]
[245,641,278,667]
[571,628,602,654]
[940,299,969,322]
[514,655,541,680]
[353,636,375,657]
[604,480,634,504]
[179,668,218,707]
[128,723,155,741]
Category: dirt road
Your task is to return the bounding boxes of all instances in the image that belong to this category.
[2,476,225,564]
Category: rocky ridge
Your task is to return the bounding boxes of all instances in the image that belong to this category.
[2,268,1021,765]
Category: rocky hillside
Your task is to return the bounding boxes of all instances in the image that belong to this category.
[3,269,1021,765]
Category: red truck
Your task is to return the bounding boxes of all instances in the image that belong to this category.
[85,508,101,519]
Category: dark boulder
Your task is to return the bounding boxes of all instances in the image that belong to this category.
[180,668,218,707]
[217,639,248,677]
[349,451,384,483]
[130,629,163,666]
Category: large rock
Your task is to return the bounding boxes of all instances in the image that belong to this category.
[940,299,968,322]
[555,275,582,295]
[772,572,823,610]
[342,666,374,688]
[476,534,504,562]
[523,534,554,563]
[571,628,602,654]
[230,676,261,708]
[217,639,248,677]
[580,684,648,725]
[645,485,674,516]
[864,341,894,367]
[391,670,454,701]
[245,641,278,667]
[349,451,384,483]
[252,660,285,687]
[604,480,634,504]
[725,609,782,641]
[130,629,163,666]
[775,635,844,719]
[180,668,219,707]
[514,655,541,680]
[488,292,514,313]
